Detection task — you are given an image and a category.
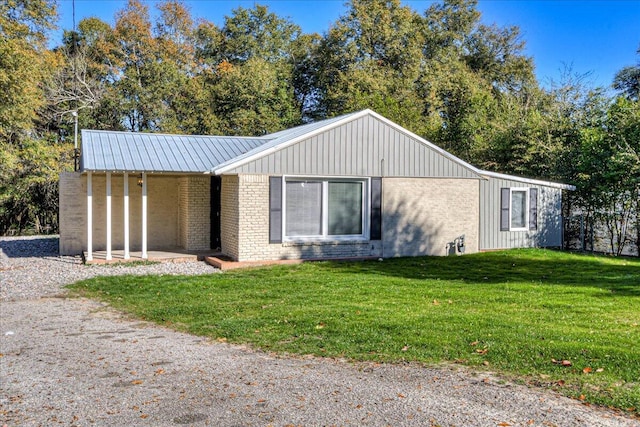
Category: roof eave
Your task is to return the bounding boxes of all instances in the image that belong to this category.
[480,170,576,190]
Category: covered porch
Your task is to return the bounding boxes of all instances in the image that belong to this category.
[58,171,214,260]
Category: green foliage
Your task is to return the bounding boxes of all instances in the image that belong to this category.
[573,97,640,255]
[207,58,300,135]
[613,45,640,100]
[70,249,640,414]
[0,0,59,141]
[0,138,73,234]
[217,5,302,64]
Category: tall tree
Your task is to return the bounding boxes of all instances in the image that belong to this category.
[613,44,640,100]
[216,5,301,64]
[0,0,59,142]
[315,0,426,128]
[207,58,300,135]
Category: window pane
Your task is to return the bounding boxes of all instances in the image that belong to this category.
[511,190,527,229]
[286,181,322,236]
[328,182,363,235]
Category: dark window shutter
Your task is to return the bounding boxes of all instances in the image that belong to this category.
[269,177,282,243]
[529,188,538,230]
[500,188,510,231]
[370,177,382,240]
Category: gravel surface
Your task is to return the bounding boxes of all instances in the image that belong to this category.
[0,236,217,301]
[1,236,639,427]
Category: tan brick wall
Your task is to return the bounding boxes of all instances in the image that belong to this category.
[59,172,85,255]
[382,178,479,257]
[220,175,240,260]
[225,175,382,261]
[59,173,186,254]
[178,176,211,251]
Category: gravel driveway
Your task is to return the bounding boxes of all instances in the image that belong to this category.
[1,237,638,427]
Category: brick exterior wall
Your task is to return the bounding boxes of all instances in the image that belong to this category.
[59,173,210,255]
[382,178,479,256]
[220,175,240,260]
[178,176,210,251]
[222,174,383,261]
[59,172,86,255]
[61,172,479,259]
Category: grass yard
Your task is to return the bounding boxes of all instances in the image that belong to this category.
[69,249,640,415]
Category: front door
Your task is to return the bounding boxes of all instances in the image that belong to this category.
[210,176,221,250]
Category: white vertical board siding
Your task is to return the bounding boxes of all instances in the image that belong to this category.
[479,177,563,250]
[226,115,479,179]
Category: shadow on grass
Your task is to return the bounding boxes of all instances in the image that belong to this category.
[316,249,640,297]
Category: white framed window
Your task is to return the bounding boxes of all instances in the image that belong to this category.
[510,188,529,231]
[283,177,369,241]
[500,187,538,232]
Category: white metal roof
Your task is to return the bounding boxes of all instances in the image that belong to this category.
[80,130,268,173]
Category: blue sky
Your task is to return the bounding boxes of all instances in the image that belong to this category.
[52,0,640,89]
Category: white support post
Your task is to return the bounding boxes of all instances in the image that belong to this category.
[124,173,130,259]
[106,172,112,261]
[86,172,93,261]
[142,173,148,259]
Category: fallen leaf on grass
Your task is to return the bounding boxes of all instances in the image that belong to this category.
[432,299,440,305]
[470,341,478,346]
[579,394,586,401]
[596,368,604,373]
[476,348,488,355]
[401,345,409,352]
[582,367,592,374]
[551,359,571,366]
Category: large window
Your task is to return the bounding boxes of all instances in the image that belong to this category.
[284,178,367,239]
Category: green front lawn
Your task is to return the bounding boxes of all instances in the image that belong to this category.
[69,249,640,414]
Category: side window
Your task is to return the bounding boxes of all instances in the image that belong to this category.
[510,189,528,230]
[500,187,538,232]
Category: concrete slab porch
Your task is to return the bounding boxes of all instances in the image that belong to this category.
[84,249,222,264]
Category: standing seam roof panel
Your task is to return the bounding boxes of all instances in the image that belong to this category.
[80,130,271,173]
